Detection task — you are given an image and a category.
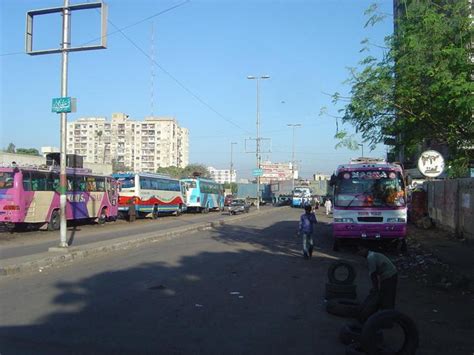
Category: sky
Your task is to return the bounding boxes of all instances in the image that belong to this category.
[0,0,394,179]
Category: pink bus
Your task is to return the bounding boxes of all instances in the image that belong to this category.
[0,166,118,231]
[330,158,407,251]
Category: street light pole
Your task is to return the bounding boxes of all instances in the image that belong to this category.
[287,124,301,194]
[358,143,364,158]
[230,142,237,184]
[247,75,270,210]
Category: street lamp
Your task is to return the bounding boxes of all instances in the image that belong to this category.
[230,142,237,184]
[247,75,270,210]
[358,143,364,158]
[287,123,302,194]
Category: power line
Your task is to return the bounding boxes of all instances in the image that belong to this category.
[106,17,252,135]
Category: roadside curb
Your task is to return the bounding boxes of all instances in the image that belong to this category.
[0,207,280,277]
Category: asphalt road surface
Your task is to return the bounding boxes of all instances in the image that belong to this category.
[1,207,473,354]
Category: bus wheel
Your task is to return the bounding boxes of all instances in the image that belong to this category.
[48,210,60,231]
[98,208,107,225]
[152,206,159,220]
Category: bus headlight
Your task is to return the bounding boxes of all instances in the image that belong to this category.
[387,218,406,223]
[334,218,354,223]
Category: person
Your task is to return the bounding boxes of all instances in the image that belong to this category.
[297,205,318,259]
[358,247,398,310]
[324,198,332,216]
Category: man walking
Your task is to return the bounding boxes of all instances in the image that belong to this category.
[298,205,317,259]
[358,247,398,310]
[324,198,332,216]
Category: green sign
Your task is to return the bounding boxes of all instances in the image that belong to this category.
[52,97,75,113]
[252,168,263,177]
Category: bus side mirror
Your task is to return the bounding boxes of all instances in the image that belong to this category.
[329,174,337,187]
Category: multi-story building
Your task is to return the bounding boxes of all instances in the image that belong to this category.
[207,167,236,184]
[67,112,189,173]
[259,161,296,184]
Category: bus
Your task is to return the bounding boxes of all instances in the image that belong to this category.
[180,177,224,213]
[330,158,407,251]
[113,172,185,219]
[0,165,118,231]
[291,186,312,208]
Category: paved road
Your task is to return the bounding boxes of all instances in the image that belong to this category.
[1,208,472,354]
[0,207,270,260]
[0,207,351,355]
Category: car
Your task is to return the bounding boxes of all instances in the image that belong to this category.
[226,198,250,215]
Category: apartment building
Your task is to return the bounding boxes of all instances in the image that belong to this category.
[67,112,189,173]
[207,167,236,184]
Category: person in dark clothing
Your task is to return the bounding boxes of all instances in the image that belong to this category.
[298,205,317,259]
[358,247,398,310]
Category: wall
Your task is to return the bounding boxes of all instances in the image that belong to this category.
[427,178,474,241]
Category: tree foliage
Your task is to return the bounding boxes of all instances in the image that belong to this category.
[156,164,211,179]
[5,143,16,153]
[16,148,40,156]
[333,0,473,175]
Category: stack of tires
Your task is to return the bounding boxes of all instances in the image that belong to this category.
[343,310,419,354]
[325,261,357,300]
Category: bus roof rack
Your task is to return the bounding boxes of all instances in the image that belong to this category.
[350,157,386,164]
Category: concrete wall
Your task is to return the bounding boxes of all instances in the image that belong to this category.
[427,178,474,240]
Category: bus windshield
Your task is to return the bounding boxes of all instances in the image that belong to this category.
[334,170,405,208]
[0,172,14,189]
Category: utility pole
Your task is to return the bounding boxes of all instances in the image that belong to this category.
[230,142,237,184]
[247,75,270,210]
[287,123,301,194]
[26,1,107,249]
[358,143,364,158]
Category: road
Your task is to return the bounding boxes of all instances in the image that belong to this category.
[0,207,473,354]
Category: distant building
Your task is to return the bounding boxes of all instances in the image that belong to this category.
[66,112,189,173]
[207,166,236,184]
[259,161,296,184]
[312,173,330,181]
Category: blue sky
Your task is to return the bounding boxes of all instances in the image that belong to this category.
[1,0,394,178]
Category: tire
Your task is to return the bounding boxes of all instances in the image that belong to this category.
[360,310,419,355]
[326,283,357,294]
[97,208,107,225]
[326,299,360,318]
[48,210,60,231]
[358,289,379,323]
[152,205,159,219]
[328,261,357,285]
[325,289,357,300]
[340,322,384,347]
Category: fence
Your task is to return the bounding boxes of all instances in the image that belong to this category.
[426,178,474,241]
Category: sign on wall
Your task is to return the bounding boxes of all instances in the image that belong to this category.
[417,150,445,178]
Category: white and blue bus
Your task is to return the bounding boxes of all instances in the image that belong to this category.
[180,177,224,213]
[113,172,186,219]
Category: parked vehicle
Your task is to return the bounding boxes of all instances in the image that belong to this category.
[330,157,407,251]
[292,186,312,208]
[236,183,268,206]
[0,165,118,230]
[113,172,185,219]
[180,177,224,213]
[226,198,250,215]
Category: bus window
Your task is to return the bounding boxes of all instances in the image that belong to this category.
[21,171,31,191]
[49,173,60,191]
[140,178,151,190]
[96,177,105,192]
[31,172,48,191]
[0,172,14,189]
[76,176,86,191]
[86,177,97,191]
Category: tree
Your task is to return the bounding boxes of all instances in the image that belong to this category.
[5,143,15,153]
[16,148,40,156]
[156,166,184,178]
[332,1,473,176]
[181,164,210,178]
[112,159,131,173]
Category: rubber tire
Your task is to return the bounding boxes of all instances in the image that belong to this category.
[360,310,419,355]
[358,289,380,323]
[328,261,357,285]
[48,210,60,231]
[326,283,357,294]
[97,208,107,225]
[326,299,360,318]
[340,322,363,345]
[325,289,357,300]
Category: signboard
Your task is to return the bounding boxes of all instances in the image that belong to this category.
[52,97,76,113]
[252,168,263,177]
[417,150,445,178]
